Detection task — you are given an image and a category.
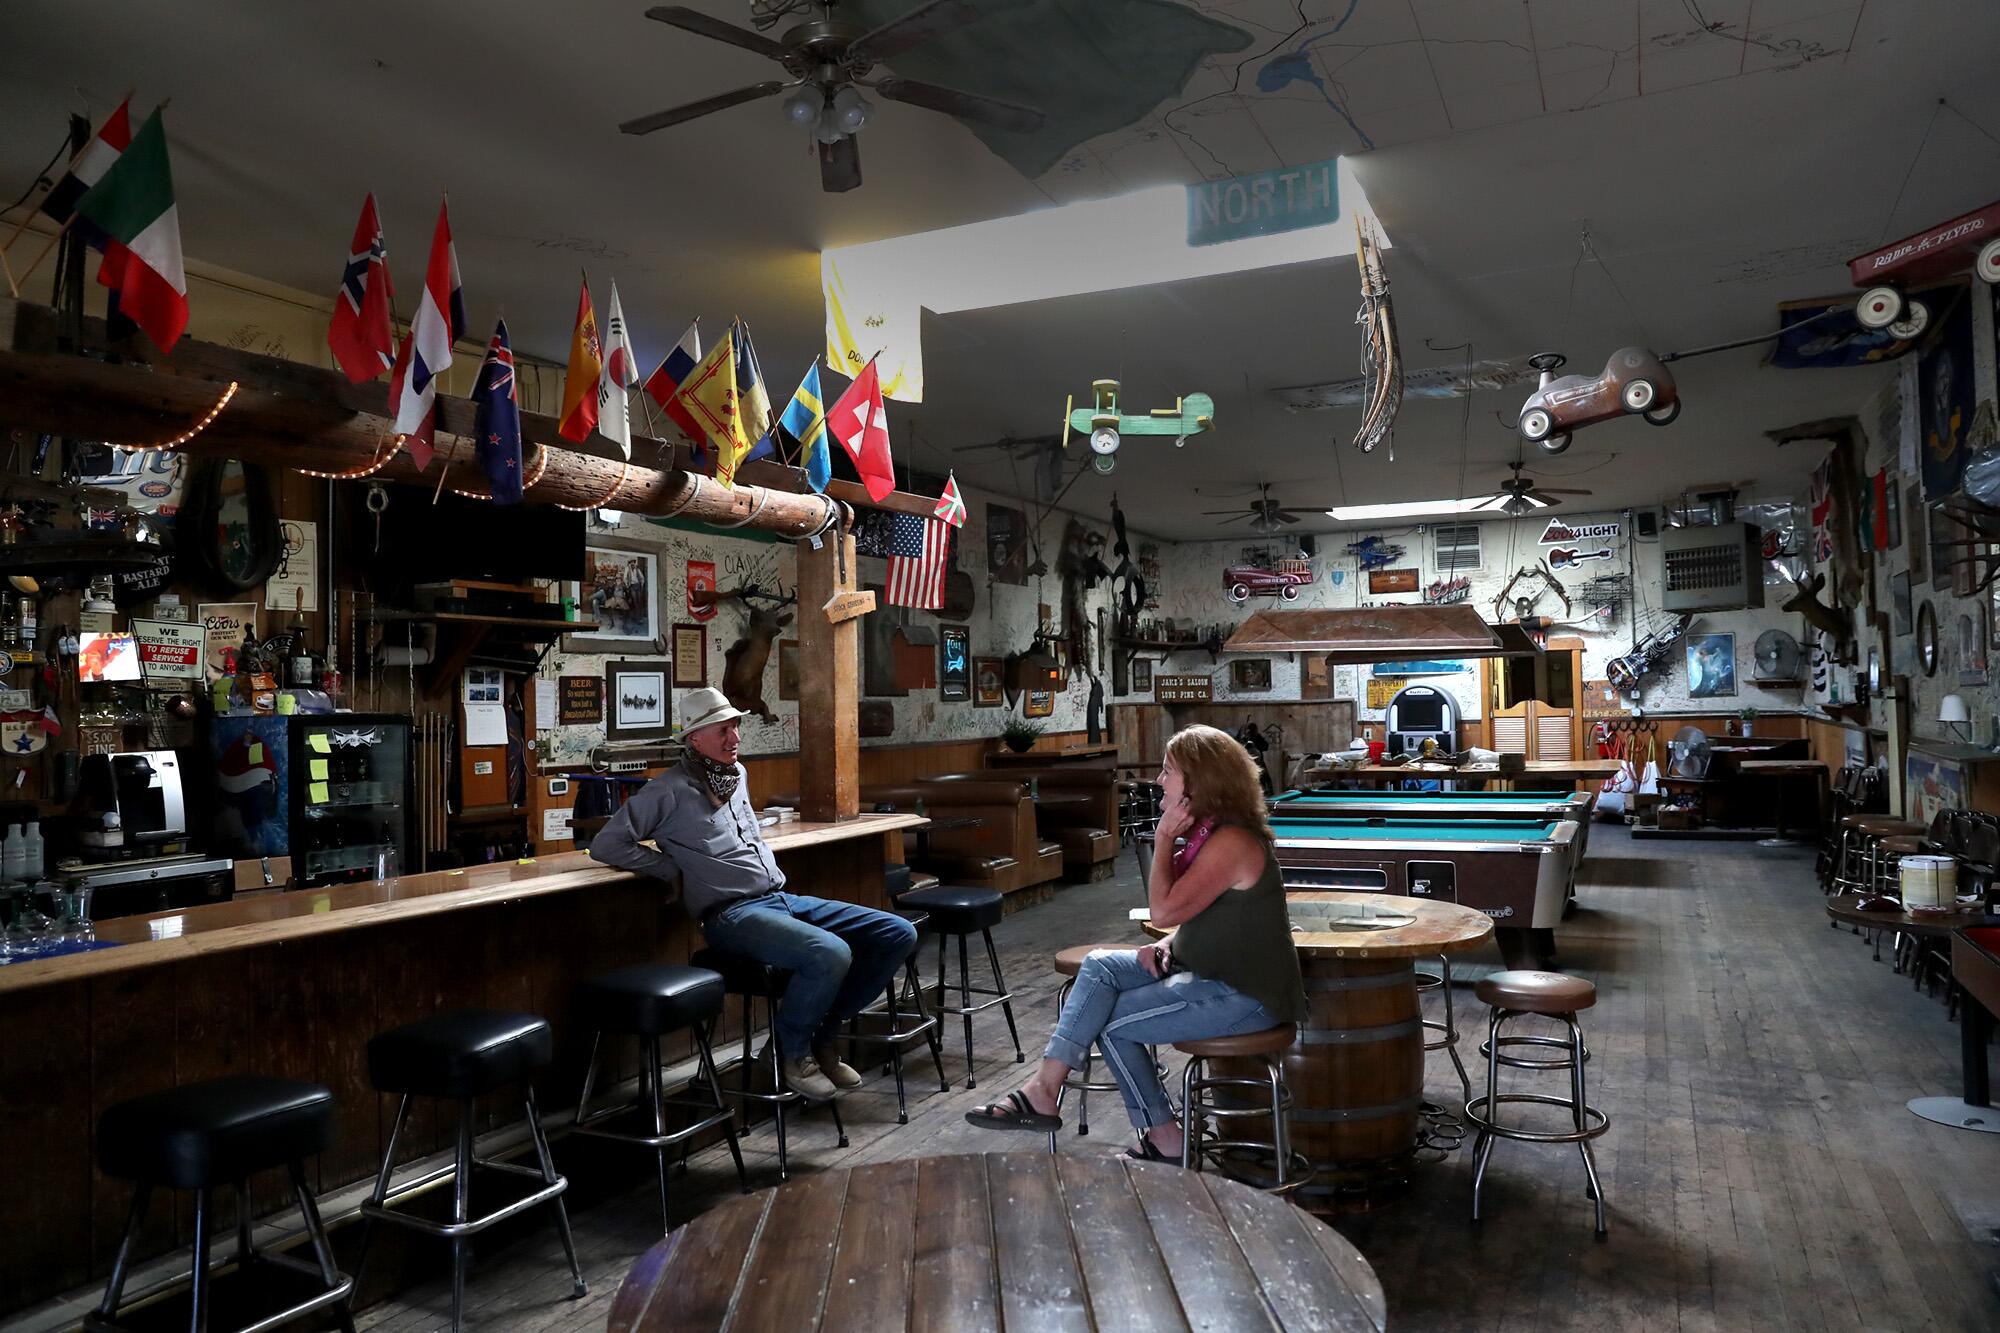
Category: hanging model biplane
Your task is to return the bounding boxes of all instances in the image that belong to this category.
[1061,379,1215,474]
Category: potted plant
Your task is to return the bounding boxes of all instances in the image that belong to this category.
[1000,719,1043,754]
[1738,706,1758,737]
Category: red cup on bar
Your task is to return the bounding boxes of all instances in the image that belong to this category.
[1367,740,1385,762]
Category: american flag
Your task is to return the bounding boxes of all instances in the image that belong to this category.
[886,512,951,609]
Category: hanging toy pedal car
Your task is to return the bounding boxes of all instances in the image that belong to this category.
[1516,347,1680,454]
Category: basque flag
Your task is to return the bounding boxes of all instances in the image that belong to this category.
[471,319,524,504]
[327,193,395,383]
[642,319,705,455]
[388,196,465,469]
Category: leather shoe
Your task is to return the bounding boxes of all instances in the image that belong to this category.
[812,1039,863,1090]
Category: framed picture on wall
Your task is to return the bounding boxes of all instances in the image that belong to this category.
[1024,689,1055,718]
[671,623,708,688]
[778,640,799,702]
[1990,574,2000,649]
[1906,487,1926,579]
[1963,609,1989,686]
[1930,504,1952,592]
[1883,478,1902,549]
[1230,658,1273,692]
[1891,570,1913,635]
[1685,632,1737,698]
[605,660,672,740]
[973,657,1005,707]
[1131,658,1153,693]
[569,537,662,654]
[940,625,971,702]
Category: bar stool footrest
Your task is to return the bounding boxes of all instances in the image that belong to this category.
[1464,1091,1609,1143]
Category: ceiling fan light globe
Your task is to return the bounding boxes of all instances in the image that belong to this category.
[813,105,846,144]
[781,86,823,126]
[830,85,873,133]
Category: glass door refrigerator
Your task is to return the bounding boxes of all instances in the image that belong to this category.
[208,713,413,888]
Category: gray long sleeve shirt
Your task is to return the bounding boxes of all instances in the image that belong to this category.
[587,761,785,920]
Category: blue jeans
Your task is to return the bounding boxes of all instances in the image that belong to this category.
[1045,949,1277,1131]
[701,892,918,1060]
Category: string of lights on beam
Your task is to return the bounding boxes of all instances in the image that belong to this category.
[447,444,550,501]
[110,381,239,452]
[295,434,405,480]
[554,461,632,512]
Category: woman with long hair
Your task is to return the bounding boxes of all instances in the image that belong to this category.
[966,724,1305,1161]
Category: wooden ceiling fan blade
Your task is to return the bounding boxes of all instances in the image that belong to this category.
[819,135,862,193]
[872,76,1045,132]
[1535,486,1595,495]
[620,81,790,135]
[642,6,789,60]
[850,0,1031,63]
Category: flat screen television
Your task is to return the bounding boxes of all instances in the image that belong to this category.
[358,486,586,594]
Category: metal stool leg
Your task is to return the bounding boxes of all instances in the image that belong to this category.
[188,1185,212,1333]
[982,928,1025,1063]
[761,997,791,1180]
[1571,1018,1608,1238]
[911,958,948,1092]
[234,1178,252,1268]
[693,1017,749,1194]
[646,1034,671,1228]
[957,931,977,1087]
[347,1092,410,1302]
[449,1100,473,1333]
[94,1183,153,1324]
[1267,1056,1288,1189]
[1470,1008,1503,1222]
[288,1160,356,1333]
[1180,1056,1203,1171]
[883,979,911,1124]
[523,1086,587,1296]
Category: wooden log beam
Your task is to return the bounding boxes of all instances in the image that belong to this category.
[0,298,938,524]
[797,531,861,822]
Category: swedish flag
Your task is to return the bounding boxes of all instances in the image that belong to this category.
[779,360,830,493]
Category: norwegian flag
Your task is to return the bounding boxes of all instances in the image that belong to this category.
[885,511,951,610]
[387,197,465,470]
[933,472,966,528]
[327,193,395,383]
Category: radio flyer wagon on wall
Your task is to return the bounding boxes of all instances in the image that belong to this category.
[1848,197,2000,338]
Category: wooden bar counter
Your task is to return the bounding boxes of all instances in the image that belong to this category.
[0,813,922,1315]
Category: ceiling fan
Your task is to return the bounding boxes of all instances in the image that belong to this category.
[1469,460,1594,517]
[1203,483,1337,533]
[620,2,1047,193]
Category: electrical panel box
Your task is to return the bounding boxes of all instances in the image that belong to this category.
[1661,522,1765,612]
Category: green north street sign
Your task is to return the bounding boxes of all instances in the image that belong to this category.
[1186,156,1340,247]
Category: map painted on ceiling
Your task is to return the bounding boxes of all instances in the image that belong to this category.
[845,0,1859,192]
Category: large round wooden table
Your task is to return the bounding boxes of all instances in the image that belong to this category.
[1146,892,1494,1212]
[609,1151,1386,1332]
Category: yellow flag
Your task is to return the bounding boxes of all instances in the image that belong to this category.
[675,326,750,485]
[558,274,601,443]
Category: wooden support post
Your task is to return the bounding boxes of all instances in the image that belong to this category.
[797,532,861,823]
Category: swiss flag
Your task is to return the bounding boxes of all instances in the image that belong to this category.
[825,359,895,502]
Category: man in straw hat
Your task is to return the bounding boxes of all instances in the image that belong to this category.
[591,687,917,1102]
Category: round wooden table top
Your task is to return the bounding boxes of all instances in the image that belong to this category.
[1824,892,1991,938]
[1140,892,1493,961]
[609,1150,1387,1333]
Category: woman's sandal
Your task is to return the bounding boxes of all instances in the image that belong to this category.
[964,1089,1064,1133]
[1125,1135,1181,1164]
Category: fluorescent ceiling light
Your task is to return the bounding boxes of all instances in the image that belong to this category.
[1325,498,1495,521]
[823,159,1382,317]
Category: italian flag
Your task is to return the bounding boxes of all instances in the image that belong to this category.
[74,109,187,354]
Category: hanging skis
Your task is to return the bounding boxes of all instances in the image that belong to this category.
[1351,214,1403,454]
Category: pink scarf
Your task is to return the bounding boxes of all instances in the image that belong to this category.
[1170,816,1220,877]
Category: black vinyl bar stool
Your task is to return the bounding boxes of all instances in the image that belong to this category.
[89,1075,352,1333]
[354,1010,585,1332]
[895,881,1023,1088]
[690,948,848,1180]
[846,907,951,1124]
[570,963,748,1232]
[1466,970,1610,1239]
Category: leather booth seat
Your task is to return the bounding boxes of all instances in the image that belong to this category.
[958,765,1121,878]
[774,780,1061,895]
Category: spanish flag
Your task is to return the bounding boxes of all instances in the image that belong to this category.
[676,325,750,486]
[557,273,602,443]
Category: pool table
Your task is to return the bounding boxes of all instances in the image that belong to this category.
[1269,788,1597,859]
[1270,816,1579,969]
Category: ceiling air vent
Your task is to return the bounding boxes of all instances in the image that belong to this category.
[1661,522,1765,612]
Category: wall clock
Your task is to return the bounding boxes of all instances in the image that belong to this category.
[1917,600,1938,676]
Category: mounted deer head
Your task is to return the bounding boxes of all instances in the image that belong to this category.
[718,582,796,724]
[1781,572,1849,641]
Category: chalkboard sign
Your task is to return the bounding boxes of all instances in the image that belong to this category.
[559,675,604,725]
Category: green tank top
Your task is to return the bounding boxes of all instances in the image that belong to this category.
[1167,843,1305,1025]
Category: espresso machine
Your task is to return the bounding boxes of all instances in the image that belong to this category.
[62,750,232,920]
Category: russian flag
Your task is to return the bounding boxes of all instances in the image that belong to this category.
[642,319,705,457]
[389,197,465,469]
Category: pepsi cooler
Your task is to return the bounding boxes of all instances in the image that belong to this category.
[207,713,413,888]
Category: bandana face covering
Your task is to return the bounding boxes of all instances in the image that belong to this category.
[686,750,741,808]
